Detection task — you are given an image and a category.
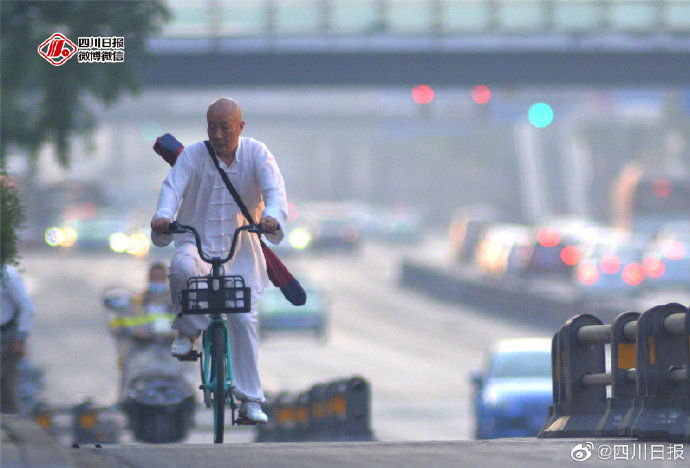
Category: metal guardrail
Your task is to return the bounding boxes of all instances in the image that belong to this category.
[255,376,374,442]
[539,303,690,442]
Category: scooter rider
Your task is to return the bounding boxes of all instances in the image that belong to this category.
[109,263,173,346]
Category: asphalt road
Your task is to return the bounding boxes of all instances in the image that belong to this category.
[20,238,547,444]
[13,240,690,467]
[67,439,688,467]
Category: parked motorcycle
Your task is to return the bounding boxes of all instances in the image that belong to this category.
[103,286,196,443]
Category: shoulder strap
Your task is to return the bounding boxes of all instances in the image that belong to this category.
[204,140,255,225]
[204,141,268,247]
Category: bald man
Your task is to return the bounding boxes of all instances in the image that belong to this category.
[151,98,288,423]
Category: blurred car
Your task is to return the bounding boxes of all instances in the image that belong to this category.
[471,337,552,439]
[32,180,109,228]
[258,284,328,339]
[305,216,360,252]
[575,234,647,298]
[45,210,150,257]
[474,223,532,277]
[449,205,500,263]
[17,223,47,249]
[642,222,690,290]
[520,217,600,279]
[355,203,423,244]
[295,202,362,253]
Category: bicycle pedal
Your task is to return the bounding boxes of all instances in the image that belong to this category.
[236,417,258,426]
[177,350,200,361]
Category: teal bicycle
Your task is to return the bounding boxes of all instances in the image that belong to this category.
[166,221,270,443]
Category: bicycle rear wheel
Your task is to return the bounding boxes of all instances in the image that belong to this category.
[212,323,226,443]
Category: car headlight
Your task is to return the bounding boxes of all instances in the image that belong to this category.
[482,388,518,410]
[109,232,129,253]
[45,227,64,247]
[289,228,312,249]
[61,227,78,247]
[127,232,150,257]
[482,387,502,407]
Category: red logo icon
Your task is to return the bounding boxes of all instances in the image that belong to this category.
[37,33,77,66]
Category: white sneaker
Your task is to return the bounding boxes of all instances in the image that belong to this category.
[171,334,194,357]
[239,402,268,424]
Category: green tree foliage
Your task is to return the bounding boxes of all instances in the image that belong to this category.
[0,170,25,267]
[0,0,169,167]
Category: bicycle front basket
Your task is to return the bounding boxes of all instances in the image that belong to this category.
[180,275,251,315]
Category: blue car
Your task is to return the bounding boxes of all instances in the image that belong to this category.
[471,338,552,439]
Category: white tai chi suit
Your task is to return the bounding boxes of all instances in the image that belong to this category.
[152,137,288,403]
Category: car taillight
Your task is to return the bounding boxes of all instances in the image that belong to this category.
[560,245,580,266]
[577,261,599,285]
[662,241,686,261]
[537,228,560,247]
[622,263,644,286]
[600,254,621,274]
[653,178,672,198]
[642,257,665,278]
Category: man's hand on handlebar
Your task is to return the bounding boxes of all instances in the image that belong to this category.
[156,222,275,264]
[152,216,277,239]
[259,216,279,233]
[151,217,172,233]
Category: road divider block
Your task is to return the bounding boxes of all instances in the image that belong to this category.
[627,303,689,442]
[539,303,689,442]
[256,376,374,442]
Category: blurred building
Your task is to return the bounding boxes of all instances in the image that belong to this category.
[6,0,690,228]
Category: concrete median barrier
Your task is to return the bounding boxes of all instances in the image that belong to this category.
[256,376,374,443]
[596,311,640,437]
[539,303,689,442]
[627,303,689,442]
[399,259,623,330]
[539,314,608,438]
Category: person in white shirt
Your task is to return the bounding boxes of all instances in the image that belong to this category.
[151,98,287,424]
[1,264,35,413]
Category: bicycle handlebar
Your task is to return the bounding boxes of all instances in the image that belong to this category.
[164,221,276,266]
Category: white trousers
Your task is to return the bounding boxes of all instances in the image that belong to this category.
[169,246,264,403]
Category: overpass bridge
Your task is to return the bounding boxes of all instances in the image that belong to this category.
[134,0,690,87]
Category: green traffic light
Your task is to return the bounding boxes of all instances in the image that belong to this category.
[528,102,554,128]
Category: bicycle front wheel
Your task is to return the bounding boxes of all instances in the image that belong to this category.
[212,323,226,444]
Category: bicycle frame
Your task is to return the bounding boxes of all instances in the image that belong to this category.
[165,221,272,443]
[200,316,239,427]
